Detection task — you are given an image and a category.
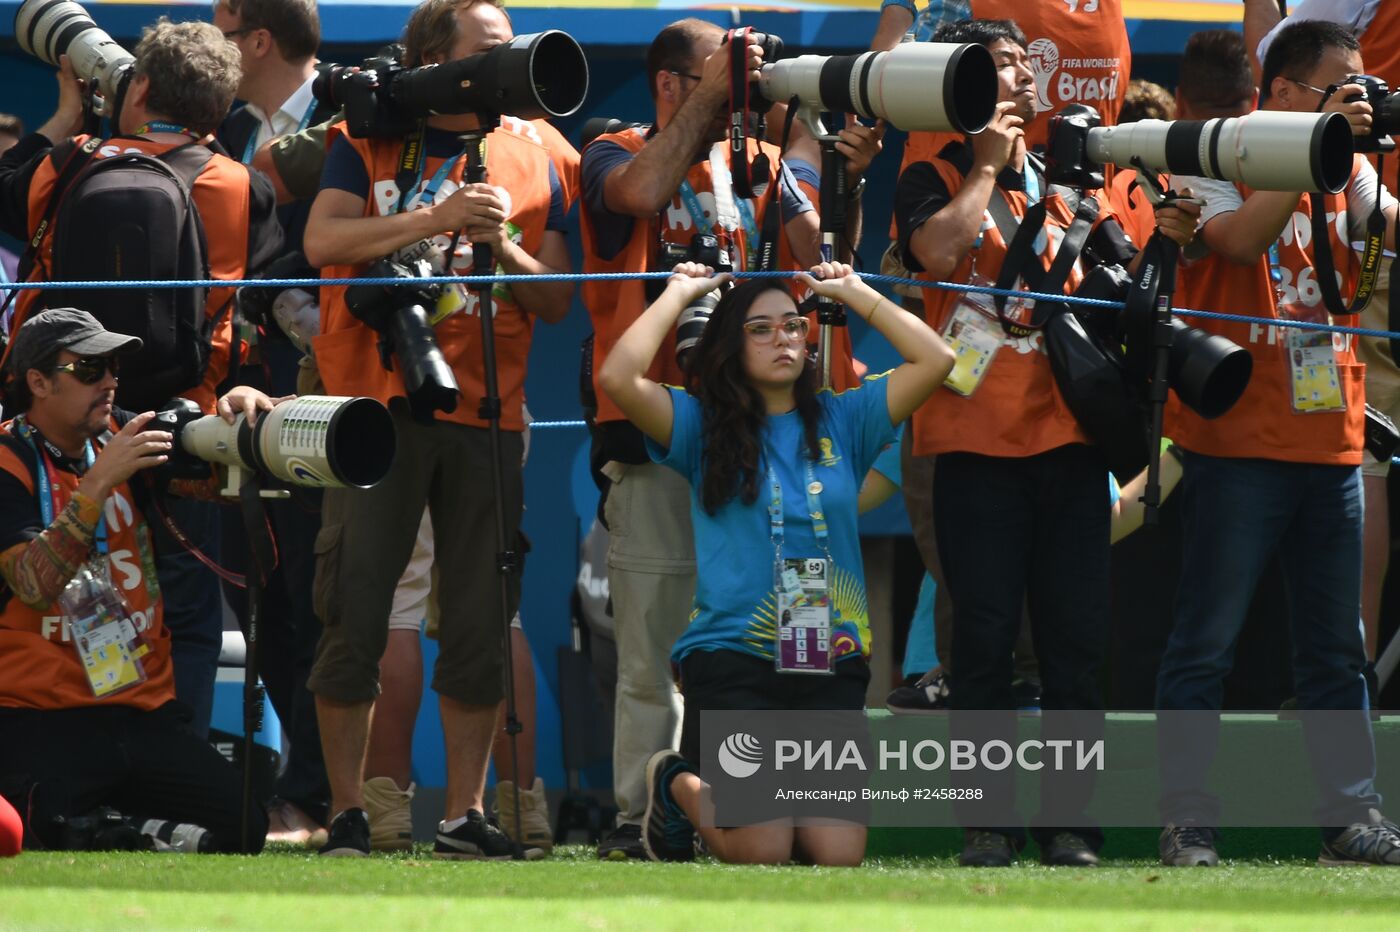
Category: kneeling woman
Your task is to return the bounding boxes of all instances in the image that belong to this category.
[599,263,954,866]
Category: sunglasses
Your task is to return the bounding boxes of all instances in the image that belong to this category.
[743,317,810,343]
[52,356,119,384]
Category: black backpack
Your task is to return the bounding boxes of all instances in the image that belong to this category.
[21,136,227,411]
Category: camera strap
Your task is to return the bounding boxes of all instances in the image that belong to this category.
[393,124,428,215]
[992,179,1100,336]
[1309,152,1387,317]
[756,97,800,273]
[728,27,771,201]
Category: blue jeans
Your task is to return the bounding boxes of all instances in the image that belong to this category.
[1156,452,1379,829]
[151,497,224,739]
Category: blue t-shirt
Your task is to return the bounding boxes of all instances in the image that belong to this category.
[649,376,897,664]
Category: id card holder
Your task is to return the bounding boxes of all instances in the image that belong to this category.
[775,558,834,675]
[1281,304,1344,413]
[70,609,147,699]
[942,287,1004,398]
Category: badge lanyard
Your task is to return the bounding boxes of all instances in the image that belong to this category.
[241,98,318,165]
[678,152,761,270]
[138,121,199,138]
[768,449,838,674]
[390,150,467,217]
[13,415,107,557]
[1022,159,1046,255]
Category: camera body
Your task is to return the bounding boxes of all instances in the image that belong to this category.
[1334,73,1400,154]
[314,55,416,139]
[648,233,733,305]
[345,257,461,421]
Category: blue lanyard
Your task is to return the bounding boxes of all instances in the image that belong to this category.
[1023,159,1047,255]
[241,98,318,165]
[139,121,197,137]
[678,180,762,270]
[13,416,108,556]
[390,149,466,216]
[765,450,832,576]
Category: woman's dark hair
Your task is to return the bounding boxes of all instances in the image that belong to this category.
[688,279,823,515]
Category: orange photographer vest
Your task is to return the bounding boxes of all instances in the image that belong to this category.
[910,156,1115,459]
[1359,1,1400,197]
[314,123,554,432]
[0,423,172,711]
[1167,162,1365,465]
[894,0,1131,237]
[582,128,855,423]
[12,135,254,414]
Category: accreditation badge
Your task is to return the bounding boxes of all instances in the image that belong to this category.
[1281,304,1344,414]
[70,609,148,699]
[942,288,1004,398]
[775,557,834,675]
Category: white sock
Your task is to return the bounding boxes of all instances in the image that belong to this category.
[440,815,469,833]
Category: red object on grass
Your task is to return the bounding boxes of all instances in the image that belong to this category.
[0,792,21,856]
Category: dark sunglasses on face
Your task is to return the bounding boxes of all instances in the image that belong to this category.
[52,356,119,384]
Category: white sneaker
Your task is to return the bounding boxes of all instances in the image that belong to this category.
[362,777,415,852]
[492,777,553,854]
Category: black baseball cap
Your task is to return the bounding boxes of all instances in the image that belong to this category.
[6,308,143,377]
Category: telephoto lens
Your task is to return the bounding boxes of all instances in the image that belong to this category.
[1084,109,1354,193]
[760,43,997,134]
[391,30,589,120]
[675,291,720,372]
[14,0,134,116]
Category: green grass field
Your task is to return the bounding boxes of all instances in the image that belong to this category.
[3,845,1399,931]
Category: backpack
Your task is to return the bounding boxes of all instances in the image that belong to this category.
[22,136,227,411]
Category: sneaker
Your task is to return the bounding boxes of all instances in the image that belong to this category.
[319,808,371,858]
[1318,809,1400,866]
[641,749,696,862]
[493,777,553,854]
[362,777,415,852]
[1012,677,1042,715]
[434,809,543,861]
[597,823,646,861]
[1159,823,1219,866]
[265,798,328,848]
[960,830,1014,867]
[886,667,949,714]
[1040,831,1098,866]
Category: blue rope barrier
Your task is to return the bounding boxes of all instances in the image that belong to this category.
[529,420,587,430]
[6,269,1400,341]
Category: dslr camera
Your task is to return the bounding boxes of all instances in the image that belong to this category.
[345,257,462,421]
[648,234,732,373]
[1330,73,1400,154]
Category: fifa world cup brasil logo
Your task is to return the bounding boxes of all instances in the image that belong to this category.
[1027,37,1060,112]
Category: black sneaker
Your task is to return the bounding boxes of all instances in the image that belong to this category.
[886,667,949,714]
[642,750,696,862]
[320,808,371,858]
[1318,809,1400,866]
[1159,823,1219,866]
[1040,831,1099,866]
[434,809,543,861]
[597,823,646,861]
[960,829,1014,867]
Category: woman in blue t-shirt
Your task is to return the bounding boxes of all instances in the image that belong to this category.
[599,261,953,866]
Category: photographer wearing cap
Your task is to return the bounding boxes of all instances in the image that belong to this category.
[0,308,278,854]
[581,17,881,860]
[1156,20,1400,868]
[0,19,284,742]
[213,0,336,848]
[894,18,1197,868]
[301,0,570,859]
